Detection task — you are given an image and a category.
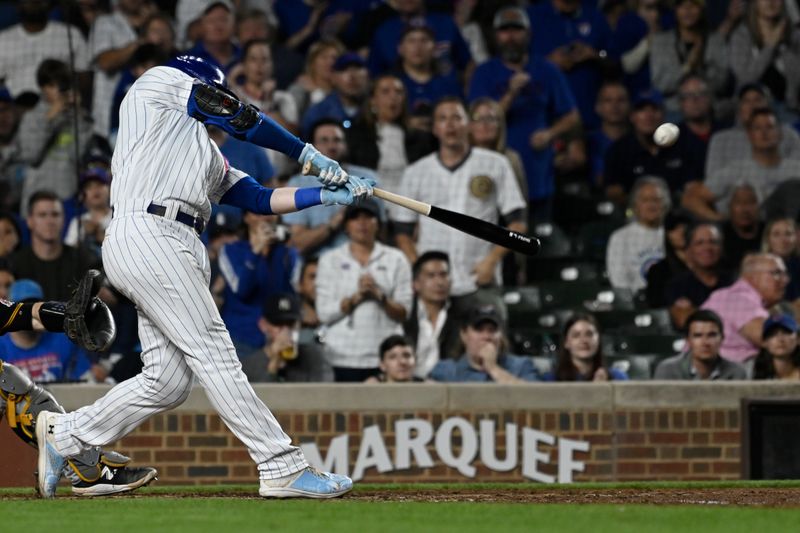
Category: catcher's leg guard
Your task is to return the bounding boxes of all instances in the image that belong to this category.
[0,360,133,483]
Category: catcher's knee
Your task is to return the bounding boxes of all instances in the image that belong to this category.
[0,360,66,447]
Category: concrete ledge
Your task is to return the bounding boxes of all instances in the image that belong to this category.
[613,381,800,409]
[47,381,800,412]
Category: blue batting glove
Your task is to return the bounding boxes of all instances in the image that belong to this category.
[299,143,348,186]
[320,177,375,206]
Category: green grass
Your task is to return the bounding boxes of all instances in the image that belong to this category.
[2,499,800,533]
[3,482,800,533]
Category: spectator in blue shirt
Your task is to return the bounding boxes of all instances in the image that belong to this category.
[544,312,629,381]
[284,118,381,259]
[528,0,614,129]
[301,52,369,138]
[604,89,705,203]
[587,80,630,186]
[0,279,92,382]
[468,6,580,221]
[430,304,540,383]
[395,25,462,114]
[218,212,299,359]
[185,0,241,73]
[367,0,472,76]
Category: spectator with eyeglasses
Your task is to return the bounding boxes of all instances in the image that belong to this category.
[701,252,789,364]
[676,75,726,159]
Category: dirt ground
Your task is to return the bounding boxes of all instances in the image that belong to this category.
[346,487,800,506]
[4,487,800,506]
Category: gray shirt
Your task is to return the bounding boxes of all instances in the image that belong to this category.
[706,157,800,212]
[654,352,747,380]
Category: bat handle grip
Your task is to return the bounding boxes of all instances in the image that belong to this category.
[301,161,318,176]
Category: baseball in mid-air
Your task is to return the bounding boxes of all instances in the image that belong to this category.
[653,122,680,147]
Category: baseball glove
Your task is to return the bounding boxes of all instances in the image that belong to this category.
[64,270,117,352]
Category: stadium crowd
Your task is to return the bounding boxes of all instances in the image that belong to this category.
[1,0,799,385]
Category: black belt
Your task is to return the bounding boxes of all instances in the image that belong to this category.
[146,203,206,234]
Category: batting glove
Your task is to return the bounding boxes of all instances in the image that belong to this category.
[320,177,376,206]
[299,143,348,186]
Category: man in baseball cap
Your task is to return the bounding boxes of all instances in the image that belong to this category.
[429,304,540,383]
[240,293,333,383]
[64,167,112,251]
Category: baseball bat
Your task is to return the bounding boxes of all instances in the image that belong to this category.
[302,162,541,256]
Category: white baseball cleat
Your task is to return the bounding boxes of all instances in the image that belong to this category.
[259,467,353,499]
[36,411,66,498]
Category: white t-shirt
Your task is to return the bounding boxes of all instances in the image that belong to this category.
[90,11,138,138]
[606,221,664,292]
[0,22,89,96]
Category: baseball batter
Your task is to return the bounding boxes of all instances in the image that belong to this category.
[36,56,372,499]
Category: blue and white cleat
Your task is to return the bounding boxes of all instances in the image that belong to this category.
[259,467,353,499]
[36,411,66,498]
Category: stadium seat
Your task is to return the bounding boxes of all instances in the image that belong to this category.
[510,328,561,356]
[526,257,606,283]
[609,354,658,380]
[573,210,625,262]
[593,308,675,335]
[611,334,685,357]
[533,222,573,258]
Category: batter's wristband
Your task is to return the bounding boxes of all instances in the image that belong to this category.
[294,187,323,210]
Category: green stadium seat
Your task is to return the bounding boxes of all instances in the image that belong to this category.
[609,354,658,380]
[533,222,573,258]
[527,257,606,283]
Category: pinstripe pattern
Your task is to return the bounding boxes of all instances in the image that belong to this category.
[50,66,307,480]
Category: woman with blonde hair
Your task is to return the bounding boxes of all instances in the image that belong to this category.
[287,38,344,119]
[468,97,527,199]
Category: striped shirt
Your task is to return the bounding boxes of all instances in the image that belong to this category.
[315,241,413,369]
[111,66,245,222]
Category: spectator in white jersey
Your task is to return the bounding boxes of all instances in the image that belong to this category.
[0,0,91,104]
[316,199,413,382]
[393,97,527,315]
[606,176,669,293]
[89,0,159,138]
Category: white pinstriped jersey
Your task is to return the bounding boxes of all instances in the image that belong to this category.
[111,66,247,221]
[52,65,309,479]
[392,147,526,295]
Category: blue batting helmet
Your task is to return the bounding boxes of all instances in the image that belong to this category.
[167,55,227,89]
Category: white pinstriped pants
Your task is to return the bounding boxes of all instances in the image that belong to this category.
[52,208,307,479]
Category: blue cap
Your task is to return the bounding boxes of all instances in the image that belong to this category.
[333,53,366,72]
[80,167,111,187]
[9,279,43,302]
[633,89,664,110]
[167,55,227,89]
[763,313,798,337]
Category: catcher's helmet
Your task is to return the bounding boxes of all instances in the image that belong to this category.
[167,55,227,89]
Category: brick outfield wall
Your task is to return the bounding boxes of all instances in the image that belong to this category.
[110,408,741,484]
[1,382,795,487]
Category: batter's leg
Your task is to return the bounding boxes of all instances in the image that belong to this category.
[52,311,195,457]
[104,216,307,479]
